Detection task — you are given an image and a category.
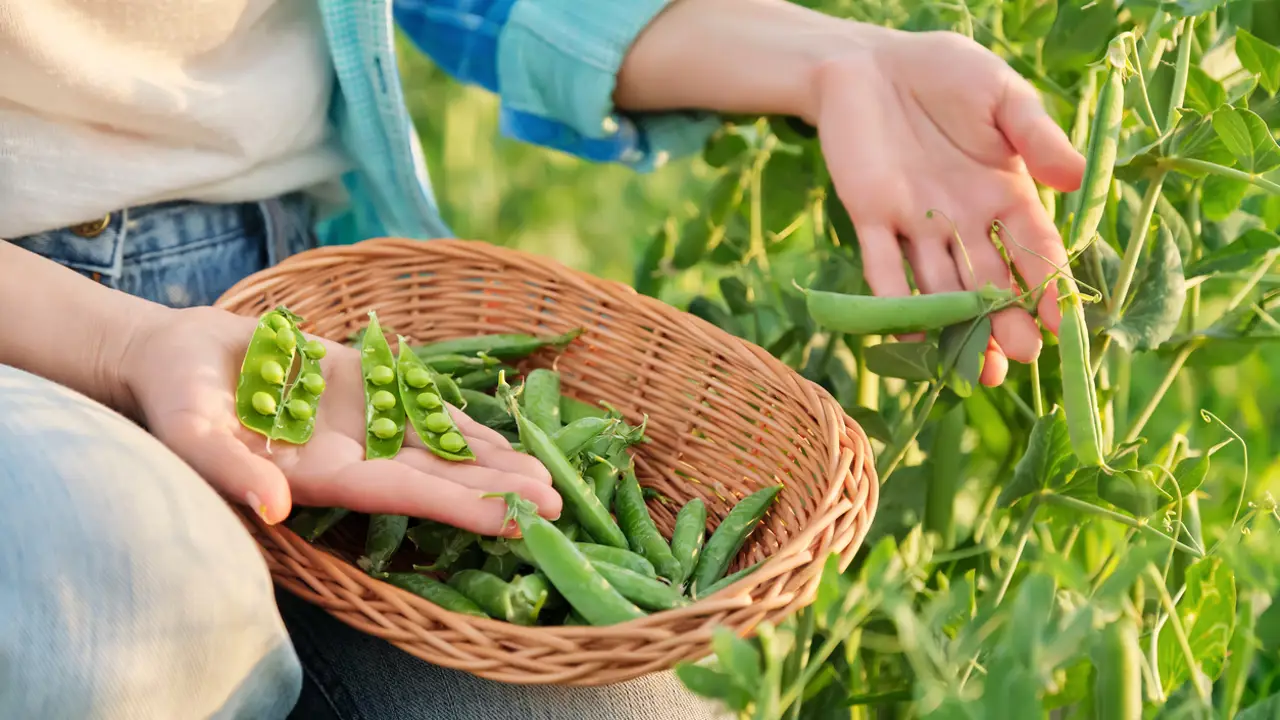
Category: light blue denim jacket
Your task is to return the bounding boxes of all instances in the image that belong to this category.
[314,0,722,246]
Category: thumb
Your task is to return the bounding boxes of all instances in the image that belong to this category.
[995,77,1086,193]
[165,423,294,524]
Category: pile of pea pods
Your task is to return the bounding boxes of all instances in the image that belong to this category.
[234,307,782,627]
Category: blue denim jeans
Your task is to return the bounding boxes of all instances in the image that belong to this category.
[1,198,729,719]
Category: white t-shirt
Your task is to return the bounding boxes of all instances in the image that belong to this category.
[0,0,351,239]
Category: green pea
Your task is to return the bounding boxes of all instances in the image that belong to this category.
[417,392,442,409]
[302,340,327,360]
[370,365,395,386]
[405,367,431,389]
[371,417,398,439]
[269,314,292,332]
[252,391,277,416]
[301,373,326,395]
[440,432,466,453]
[259,359,285,385]
[274,329,297,354]
[425,412,452,434]
[287,399,313,421]
[372,390,398,411]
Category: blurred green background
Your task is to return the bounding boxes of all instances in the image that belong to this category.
[396,35,712,284]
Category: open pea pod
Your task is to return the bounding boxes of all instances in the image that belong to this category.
[270,331,328,444]
[397,337,474,462]
[360,312,406,459]
[235,306,302,437]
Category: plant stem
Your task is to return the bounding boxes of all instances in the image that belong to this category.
[1123,341,1198,445]
[1110,173,1167,320]
[1042,494,1203,557]
[1162,158,1280,195]
[1165,18,1194,133]
[994,498,1040,604]
[1185,182,1203,333]
[876,383,942,481]
[1148,566,1212,706]
[1029,357,1045,416]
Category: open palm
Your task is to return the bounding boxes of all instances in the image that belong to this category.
[816,29,1086,385]
[123,307,559,534]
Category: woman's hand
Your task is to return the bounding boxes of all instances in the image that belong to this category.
[811,27,1085,385]
[122,306,559,534]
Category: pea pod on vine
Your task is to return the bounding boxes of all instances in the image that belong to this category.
[397,337,474,461]
[236,307,302,437]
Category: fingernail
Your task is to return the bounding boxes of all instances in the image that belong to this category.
[246,491,271,524]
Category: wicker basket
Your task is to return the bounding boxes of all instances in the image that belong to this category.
[214,237,878,686]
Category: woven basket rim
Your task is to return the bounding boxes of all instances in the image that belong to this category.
[214,237,880,685]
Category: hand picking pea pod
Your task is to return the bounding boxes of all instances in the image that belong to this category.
[235,307,302,436]
[803,285,1016,337]
[397,338,474,461]
[1056,277,1109,468]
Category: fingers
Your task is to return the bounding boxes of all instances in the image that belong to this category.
[905,236,964,295]
[995,77,1085,193]
[394,446,561,515]
[448,408,513,449]
[468,441,554,484]
[163,418,293,524]
[857,225,922,340]
[981,338,1009,387]
[995,201,1070,335]
[954,222,1043,364]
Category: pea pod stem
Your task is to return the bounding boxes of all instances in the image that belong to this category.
[1041,493,1202,557]
[1107,172,1167,320]
[1147,566,1211,706]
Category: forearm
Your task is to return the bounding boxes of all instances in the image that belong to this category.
[0,244,167,416]
[615,0,878,126]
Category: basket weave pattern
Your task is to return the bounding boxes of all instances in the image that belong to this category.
[214,238,879,686]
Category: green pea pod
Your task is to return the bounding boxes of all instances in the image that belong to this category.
[669,499,707,588]
[413,328,583,361]
[456,365,516,391]
[564,610,589,626]
[270,330,327,444]
[552,416,620,459]
[634,222,674,298]
[420,352,499,375]
[360,513,409,575]
[447,569,525,624]
[520,368,562,433]
[431,370,466,408]
[480,551,523,582]
[1057,279,1108,468]
[560,395,610,424]
[415,529,479,573]
[614,468,683,582]
[397,338,474,461]
[693,560,763,599]
[500,376,628,549]
[509,573,552,626]
[1092,614,1142,720]
[380,572,488,618]
[458,389,515,430]
[359,312,406,459]
[235,307,301,436]
[289,507,348,542]
[573,542,658,578]
[804,287,1015,337]
[405,521,453,554]
[493,493,646,626]
[586,446,622,510]
[590,561,690,612]
[690,484,782,594]
[1065,41,1125,255]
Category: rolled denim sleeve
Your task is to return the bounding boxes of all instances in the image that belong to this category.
[393,0,721,172]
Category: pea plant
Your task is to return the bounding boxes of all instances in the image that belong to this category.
[646,0,1280,717]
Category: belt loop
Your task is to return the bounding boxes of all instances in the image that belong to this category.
[258,198,290,267]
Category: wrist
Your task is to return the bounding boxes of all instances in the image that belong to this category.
[103,299,173,423]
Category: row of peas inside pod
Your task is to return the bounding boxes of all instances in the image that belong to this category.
[234,308,783,627]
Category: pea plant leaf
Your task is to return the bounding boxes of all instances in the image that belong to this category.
[1097,466,1167,517]
[1183,65,1228,114]
[846,405,895,444]
[1235,29,1280,95]
[760,149,813,237]
[1184,228,1280,278]
[865,341,939,382]
[1003,0,1058,42]
[674,663,753,712]
[1109,222,1186,352]
[1167,111,1237,167]
[1042,0,1118,72]
[1079,239,1122,333]
[1212,107,1280,174]
[718,277,753,316]
[998,407,1077,507]
[1155,194,1194,257]
[702,128,750,169]
[1200,173,1253,222]
[939,316,992,398]
[1172,440,1230,496]
[1156,558,1237,694]
[711,626,763,693]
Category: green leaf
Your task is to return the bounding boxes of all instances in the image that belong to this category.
[980,653,1046,719]
[703,129,750,169]
[1004,0,1058,42]
[760,149,813,236]
[1168,111,1237,167]
[1109,221,1186,352]
[718,277,753,315]
[864,341,939,382]
[998,407,1077,507]
[846,405,894,444]
[939,316,991,398]
[1200,173,1252,223]
[688,296,744,337]
[1097,466,1166,517]
[1184,228,1280,278]
[1173,450,1213,496]
[711,626,762,692]
[1042,0,1118,73]
[1156,558,1236,694]
[1183,66,1228,115]
[1212,107,1280,174]
[674,663,753,711]
[1155,194,1194,258]
[1007,573,1057,665]
[812,552,847,629]
[1236,29,1280,96]
[1238,697,1280,720]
